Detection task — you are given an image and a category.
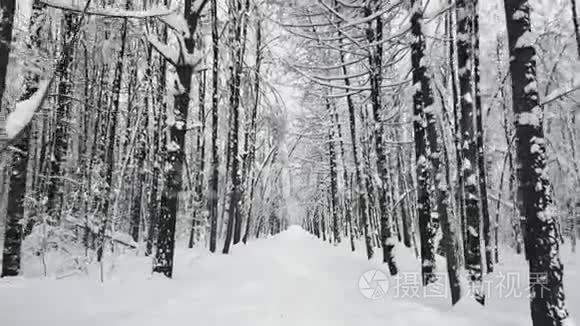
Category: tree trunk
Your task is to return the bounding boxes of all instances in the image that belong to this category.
[365,1,397,275]
[410,0,437,286]
[472,4,493,273]
[327,120,340,244]
[397,153,413,248]
[333,100,354,250]
[504,0,571,324]
[571,0,580,57]
[208,0,220,253]
[456,0,484,304]
[145,27,167,256]
[224,0,250,252]
[0,0,15,107]
[1,0,43,277]
[339,36,369,257]
[242,18,262,245]
[189,70,207,248]
[153,0,207,277]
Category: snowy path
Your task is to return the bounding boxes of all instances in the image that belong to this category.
[0,226,576,326]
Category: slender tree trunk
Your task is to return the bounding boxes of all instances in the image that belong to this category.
[189,71,207,248]
[208,0,220,253]
[327,119,340,244]
[242,18,262,245]
[224,0,250,252]
[231,0,251,245]
[339,38,369,257]
[571,0,580,57]
[333,101,354,250]
[146,29,167,256]
[410,0,437,285]
[365,1,397,275]
[456,0,484,304]
[472,3,493,273]
[130,51,145,243]
[397,153,413,248]
[0,0,15,108]
[504,1,571,324]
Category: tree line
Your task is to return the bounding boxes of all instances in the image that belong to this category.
[291,1,578,325]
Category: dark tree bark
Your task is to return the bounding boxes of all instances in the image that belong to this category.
[472,4,493,273]
[2,132,28,277]
[2,1,47,277]
[153,0,208,277]
[410,0,437,286]
[0,0,15,107]
[365,1,397,275]
[146,34,167,257]
[146,0,169,257]
[208,0,220,253]
[504,0,571,324]
[242,18,262,245]
[360,105,378,253]
[456,0,484,304]
[232,0,250,245]
[338,31,369,256]
[130,49,145,244]
[571,0,580,58]
[327,117,340,244]
[333,101,354,250]
[439,6,466,304]
[224,0,250,252]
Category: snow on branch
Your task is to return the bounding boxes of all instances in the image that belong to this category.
[6,79,53,139]
[338,0,404,29]
[333,0,366,9]
[40,0,174,18]
[147,34,179,67]
[0,77,53,155]
[324,89,364,99]
[158,13,191,38]
[309,70,369,81]
[147,34,206,68]
[291,56,366,71]
[541,81,580,106]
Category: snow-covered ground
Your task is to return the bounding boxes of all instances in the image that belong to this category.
[0,225,577,326]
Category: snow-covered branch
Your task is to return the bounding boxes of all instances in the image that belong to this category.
[158,13,191,38]
[146,34,179,67]
[0,78,53,153]
[541,81,580,106]
[41,0,174,18]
